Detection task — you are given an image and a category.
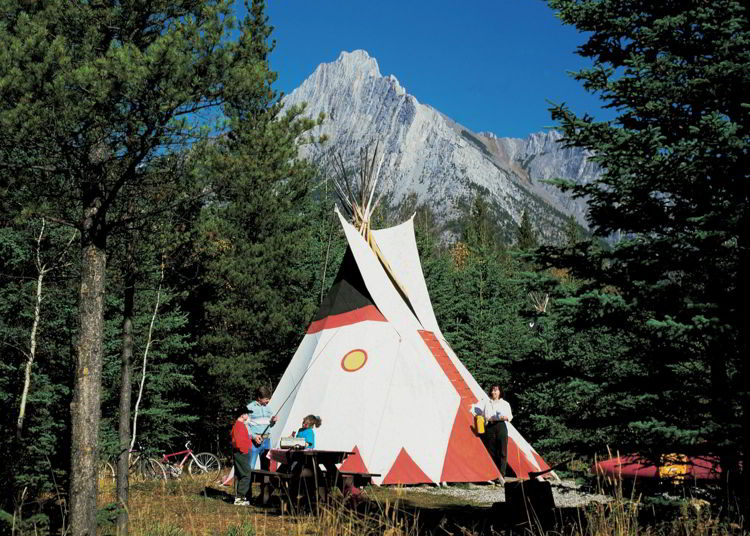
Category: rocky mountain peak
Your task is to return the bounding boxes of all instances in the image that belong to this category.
[334,49,381,78]
[284,50,598,244]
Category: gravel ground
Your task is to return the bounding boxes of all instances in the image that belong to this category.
[406,479,612,508]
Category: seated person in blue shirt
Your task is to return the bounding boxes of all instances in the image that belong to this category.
[297,415,322,449]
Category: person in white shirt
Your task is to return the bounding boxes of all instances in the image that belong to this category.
[480,384,512,478]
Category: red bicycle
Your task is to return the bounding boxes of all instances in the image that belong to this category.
[161,441,221,479]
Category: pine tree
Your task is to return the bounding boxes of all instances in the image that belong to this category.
[511,281,647,459]
[465,197,493,250]
[517,210,538,251]
[432,200,530,392]
[189,2,324,436]
[544,0,750,476]
[0,218,78,519]
[0,0,292,531]
[563,214,581,247]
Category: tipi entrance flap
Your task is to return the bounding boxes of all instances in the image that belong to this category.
[337,211,422,332]
[371,218,444,338]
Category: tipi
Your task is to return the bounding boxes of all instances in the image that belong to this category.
[268,208,551,484]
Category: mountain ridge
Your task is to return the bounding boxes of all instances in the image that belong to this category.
[283,49,598,243]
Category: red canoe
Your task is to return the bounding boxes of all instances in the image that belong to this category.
[594,453,723,481]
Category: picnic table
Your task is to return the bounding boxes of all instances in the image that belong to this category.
[255,448,376,512]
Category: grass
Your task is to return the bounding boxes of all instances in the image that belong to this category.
[90,472,748,536]
[96,473,423,536]
[98,477,277,535]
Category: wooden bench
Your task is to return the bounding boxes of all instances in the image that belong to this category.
[249,469,294,507]
[250,468,293,482]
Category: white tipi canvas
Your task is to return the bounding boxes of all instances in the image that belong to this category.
[269,210,549,484]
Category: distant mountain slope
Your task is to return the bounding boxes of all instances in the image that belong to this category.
[283,50,599,243]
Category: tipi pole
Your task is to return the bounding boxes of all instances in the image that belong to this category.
[319,208,336,304]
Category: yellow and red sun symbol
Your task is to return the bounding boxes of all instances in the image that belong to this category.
[340,349,367,372]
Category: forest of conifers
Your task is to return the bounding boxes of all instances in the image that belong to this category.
[1,0,747,533]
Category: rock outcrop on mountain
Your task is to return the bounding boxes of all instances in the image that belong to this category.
[283,49,599,243]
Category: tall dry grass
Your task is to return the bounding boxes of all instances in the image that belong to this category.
[567,469,746,536]
[96,473,421,536]
[90,472,748,536]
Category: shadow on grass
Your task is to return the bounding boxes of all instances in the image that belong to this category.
[199,485,234,503]
[378,499,581,536]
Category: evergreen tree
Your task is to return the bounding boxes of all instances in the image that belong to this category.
[0,0,293,531]
[189,1,324,437]
[563,214,582,247]
[0,218,77,526]
[543,0,750,475]
[100,212,197,532]
[517,209,538,251]
[511,280,647,460]
[100,280,195,453]
[92,150,203,533]
[310,185,347,310]
[434,200,531,392]
[464,197,496,251]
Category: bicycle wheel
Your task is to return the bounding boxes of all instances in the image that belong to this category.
[133,457,166,481]
[97,460,115,482]
[188,452,221,477]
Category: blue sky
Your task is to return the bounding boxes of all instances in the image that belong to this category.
[257,0,614,139]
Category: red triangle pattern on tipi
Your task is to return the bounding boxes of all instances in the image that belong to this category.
[339,445,369,473]
[382,448,432,485]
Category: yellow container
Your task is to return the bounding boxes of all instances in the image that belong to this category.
[659,453,688,483]
[475,415,485,434]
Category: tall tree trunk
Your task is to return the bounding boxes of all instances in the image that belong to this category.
[69,200,107,536]
[116,270,135,535]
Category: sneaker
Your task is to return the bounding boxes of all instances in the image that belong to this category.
[233,497,250,506]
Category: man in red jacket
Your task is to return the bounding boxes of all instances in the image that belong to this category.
[231,409,253,506]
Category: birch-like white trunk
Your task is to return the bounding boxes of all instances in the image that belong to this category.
[17,271,43,440]
[17,219,76,439]
[130,260,165,451]
[16,220,47,439]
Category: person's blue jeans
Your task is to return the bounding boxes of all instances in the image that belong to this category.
[249,438,271,472]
